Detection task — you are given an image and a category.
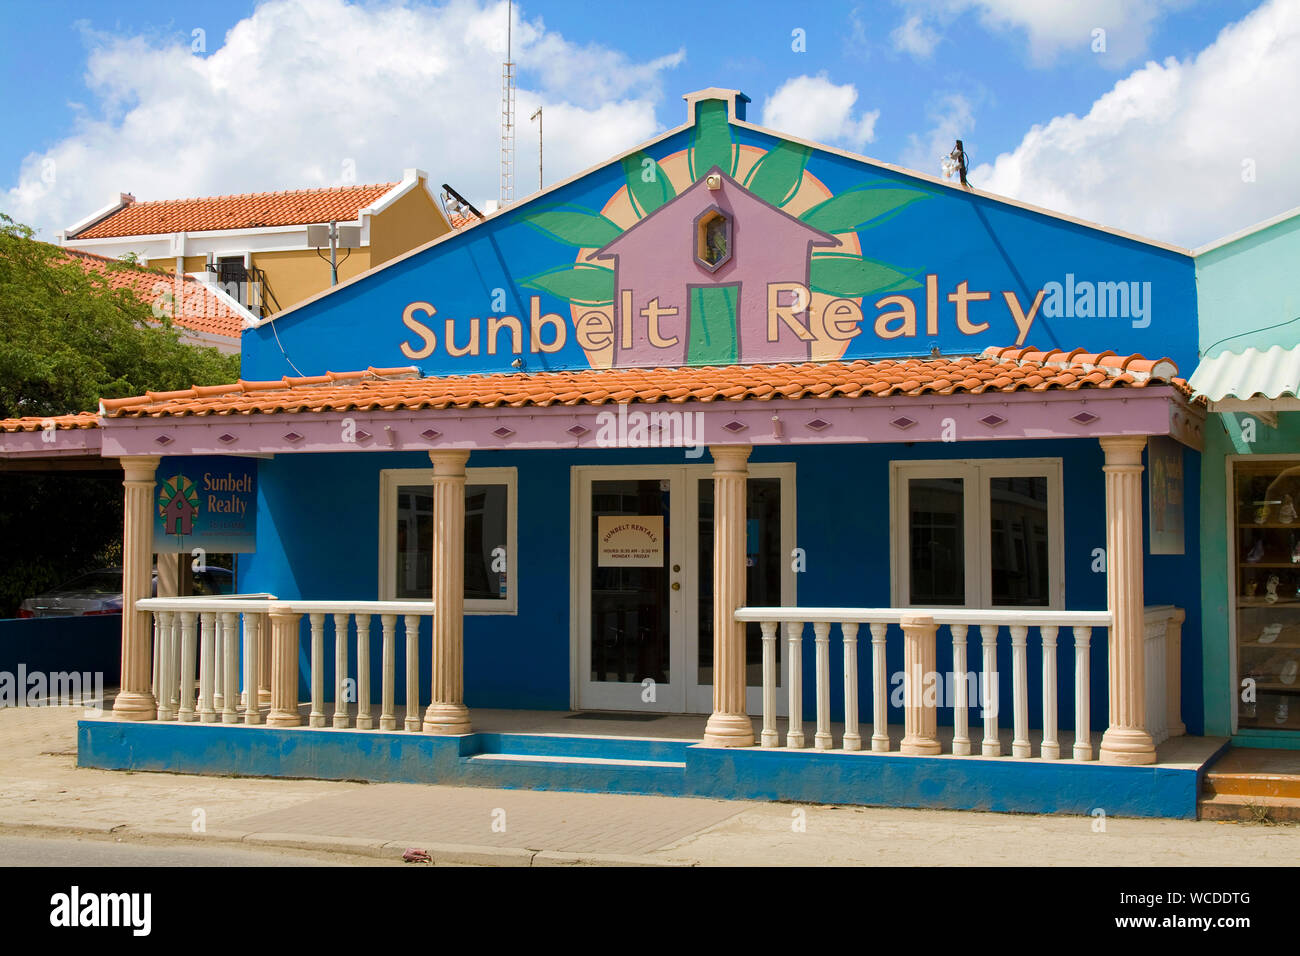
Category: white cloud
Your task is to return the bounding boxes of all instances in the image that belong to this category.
[892,14,941,58]
[4,0,683,238]
[896,0,1183,66]
[969,0,1300,248]
[902,92,975,174]
[760,74,880,151]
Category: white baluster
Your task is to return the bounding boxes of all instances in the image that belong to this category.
[980,624,1000,756]
[356,614,373,730]
[950,624,970,755]
[380,614,397,730]
[198,612,218,722]
[178,611,198,721]
[309,612,326,727]
[760,621,778,748]
[1011,624,1030,757]
[870,623,889,752]
[243,613,262,725]
[786,621,804,748]
[842,623,861,752]
[213,615,224,712]
[170,612,183,718]
[151,612,160,702]
[814,622,832,750]
[1041,626,1060,759]
[404,614,420,731]
[155,611,175,721]
[333,613,351,728]
[221,611,239,724]
[1073,626,1093,760]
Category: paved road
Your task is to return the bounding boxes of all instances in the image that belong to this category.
[0,834,398,867]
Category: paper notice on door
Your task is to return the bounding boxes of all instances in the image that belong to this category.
[597,515,664,567]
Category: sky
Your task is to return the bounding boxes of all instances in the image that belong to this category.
[1,0,1296,249]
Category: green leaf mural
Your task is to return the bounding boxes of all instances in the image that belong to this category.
[743,141,811,206]
[519,264,615,305]
[688,285,739,364]
[521,206,623,248]
[621,152,676,218]
[799,185,929,234]
[809,254,921,298]
[689,99,735,180]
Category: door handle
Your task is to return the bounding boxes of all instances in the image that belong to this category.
[671,582,681,591]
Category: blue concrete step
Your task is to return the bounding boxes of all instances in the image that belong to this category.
[461,733,690,795]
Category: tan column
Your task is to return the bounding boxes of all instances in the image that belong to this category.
[899,614,941,755]
[113,456,161,721]
[704,444,755,747]
[1098,436,1156,765]
[423,450,472,734]
[266,609,303,727]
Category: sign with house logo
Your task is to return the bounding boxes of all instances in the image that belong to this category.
[597,515,664,567]
[153,456,257,553]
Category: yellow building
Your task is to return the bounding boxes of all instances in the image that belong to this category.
[59,171,453,321]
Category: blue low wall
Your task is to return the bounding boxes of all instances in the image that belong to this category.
[77,720,1213,819]
[0,615,120,685]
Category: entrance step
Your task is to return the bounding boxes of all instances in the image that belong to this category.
[1197,746,1300,822]
[461,733,690,796]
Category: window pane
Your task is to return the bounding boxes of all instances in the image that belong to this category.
[395,482,509,601]
[989,476,1050,607]
[909,477,965,605]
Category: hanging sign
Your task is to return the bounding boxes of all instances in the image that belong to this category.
[597,515,664,567]
[153,456,258,554]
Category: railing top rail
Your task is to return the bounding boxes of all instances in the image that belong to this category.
[286,600,436,615]
[136,597,435,616]
[734,606,1114,627]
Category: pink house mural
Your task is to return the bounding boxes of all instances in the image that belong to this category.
[588,165,840,366]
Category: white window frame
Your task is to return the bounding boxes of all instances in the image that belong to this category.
[378,466,518,614]
[890,458,1064,610]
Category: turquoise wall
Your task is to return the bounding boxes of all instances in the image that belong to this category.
[1197,210,1300,356]
[1196,209,1300,747]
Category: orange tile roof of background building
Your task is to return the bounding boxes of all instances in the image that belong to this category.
[71,183,398,239]
[58,247,244,339]
[95,348,1186,419]
[0,412,100,434]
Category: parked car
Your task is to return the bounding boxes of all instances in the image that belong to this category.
[17,566,234,618]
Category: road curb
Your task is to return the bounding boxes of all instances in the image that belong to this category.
[0,817,689,866]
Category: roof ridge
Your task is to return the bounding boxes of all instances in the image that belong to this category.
[122,182,400,208]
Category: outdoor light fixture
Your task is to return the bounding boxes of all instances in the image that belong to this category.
[941,139,968,186]
[441,183,485,223]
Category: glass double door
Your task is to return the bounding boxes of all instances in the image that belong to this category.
[575,464,793,714]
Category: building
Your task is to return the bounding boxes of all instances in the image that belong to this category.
[55,245,247,354]
[60,171,454,320]
[1188,206,1300,750]
[4,88,1224,817]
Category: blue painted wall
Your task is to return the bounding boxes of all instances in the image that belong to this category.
[242,99,1197,381]
[239,438,1203,734]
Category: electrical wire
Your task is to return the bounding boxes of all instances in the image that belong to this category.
[1200,315,1300,357]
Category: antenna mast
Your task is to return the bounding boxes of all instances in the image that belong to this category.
[500,0,515,207]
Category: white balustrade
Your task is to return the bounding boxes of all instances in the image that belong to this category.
[735,607,1121,761]
[1142,605,1186,747]
[139,596,433,733]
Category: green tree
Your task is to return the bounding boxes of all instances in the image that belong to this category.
[0,214,239,418]
[0,214,241,616]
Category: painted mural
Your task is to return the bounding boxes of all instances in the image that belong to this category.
[245,94,1199,381]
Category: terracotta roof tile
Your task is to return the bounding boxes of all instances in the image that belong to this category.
[0,412,99,433]
[72,183,397,239]
[55,246,244,339]
[87,347,1186,421]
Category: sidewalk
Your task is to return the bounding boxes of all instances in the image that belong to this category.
[2,705,1298,866]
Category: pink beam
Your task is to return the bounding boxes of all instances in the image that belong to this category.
[95,387,1202,458]
[0,428,103,459]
